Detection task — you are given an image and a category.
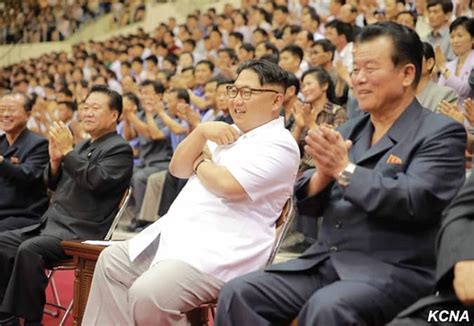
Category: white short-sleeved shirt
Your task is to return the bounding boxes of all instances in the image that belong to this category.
[128,117,300,282]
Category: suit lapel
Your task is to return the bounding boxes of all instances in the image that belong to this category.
[352,100,423,165]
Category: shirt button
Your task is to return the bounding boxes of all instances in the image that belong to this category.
[335,221,342,229]
[330,246,338,252]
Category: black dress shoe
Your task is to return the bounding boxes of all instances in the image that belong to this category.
[127,218,152,232]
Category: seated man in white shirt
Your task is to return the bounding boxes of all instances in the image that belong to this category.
[82,59,300,326]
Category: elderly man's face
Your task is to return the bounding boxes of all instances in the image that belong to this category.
[351,36,415,114]
[81,92,118,140]
[0,94,29,135]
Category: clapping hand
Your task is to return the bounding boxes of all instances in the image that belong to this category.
[305,126,352,178]
[453,260,474,305]
[49,121,74,157]
[177,103,200,128]
[463,98,474,126]
[438,100,464,124]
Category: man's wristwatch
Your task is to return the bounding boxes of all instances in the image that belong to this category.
[336,162,356,187]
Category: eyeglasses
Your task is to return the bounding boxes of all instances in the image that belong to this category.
[0,106,19,114]
[226,85,280,100]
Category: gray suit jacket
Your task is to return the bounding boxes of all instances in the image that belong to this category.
[29,132,133,240]
[268,100,466,296]
[417,80,458,112]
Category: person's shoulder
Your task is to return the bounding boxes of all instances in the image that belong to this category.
[419,106,466,135]
[23,129,48,146]
[105,133,133,148]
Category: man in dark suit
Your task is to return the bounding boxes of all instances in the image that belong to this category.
[0,85,133,326]
[215,22,467,325]
[0,92,49,232]
[389,173,474,325]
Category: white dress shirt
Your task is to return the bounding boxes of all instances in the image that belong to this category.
[128,117,300,282]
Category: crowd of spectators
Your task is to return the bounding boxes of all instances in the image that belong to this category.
[0,0,146,44]
[0,0,473,229]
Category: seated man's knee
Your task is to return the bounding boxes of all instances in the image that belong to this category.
[219,275,258,306]
[132,169,149,184]
[300,289,353,323]
[96,245,121,275]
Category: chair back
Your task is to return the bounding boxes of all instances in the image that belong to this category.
[104,186,133,241]
[265,197,295,266]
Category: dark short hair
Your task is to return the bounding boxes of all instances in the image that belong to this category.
[196,60,215,72]
[86,85,123,120]
[58,100,77,112]
[170,87,190,104]
[141,80,165,94]
[449,16,474,36]
[283,24,302,35]
[218,48,238,63]
[422,42,436,73]
[253,27,269,38]
[58,87,73,98]
[239,43,255,53]
[303,9,321,25]
[229,31,244,42]
[123,92,141,110]
[325,19,354,42]
[396,10,417,25]
[427,0,453,13]
[236,59,288,91]
[302,67,336,103]
[286,72,300,95]
[312,39,336,61]
[183,38,196,48]
[355,21,423,87]
[281,45,304,63]
[275,5,289,14]
[181,66,195,75]
[145,55,158,66]
[422,41,435,60]
[258,41,279,55]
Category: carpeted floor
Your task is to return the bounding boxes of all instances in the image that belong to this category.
[43,270,74,326]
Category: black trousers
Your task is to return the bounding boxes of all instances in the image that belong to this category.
[0,228,69,321]
[215,259,422,326]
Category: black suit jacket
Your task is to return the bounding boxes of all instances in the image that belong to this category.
[29,132,133,240]
[269,100,466,296]
[0,129,49,220]
[396,169,474,318]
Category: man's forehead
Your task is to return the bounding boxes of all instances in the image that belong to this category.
[235,69,261,87]
[86,92,108,104]
[354,38,393,61]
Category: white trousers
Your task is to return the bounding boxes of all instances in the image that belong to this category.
[82,238,224,326]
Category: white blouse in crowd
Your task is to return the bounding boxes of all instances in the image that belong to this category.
[128,117,300,282]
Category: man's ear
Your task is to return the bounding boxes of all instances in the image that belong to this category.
[272,93,284,112]
[401,63,417,88]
